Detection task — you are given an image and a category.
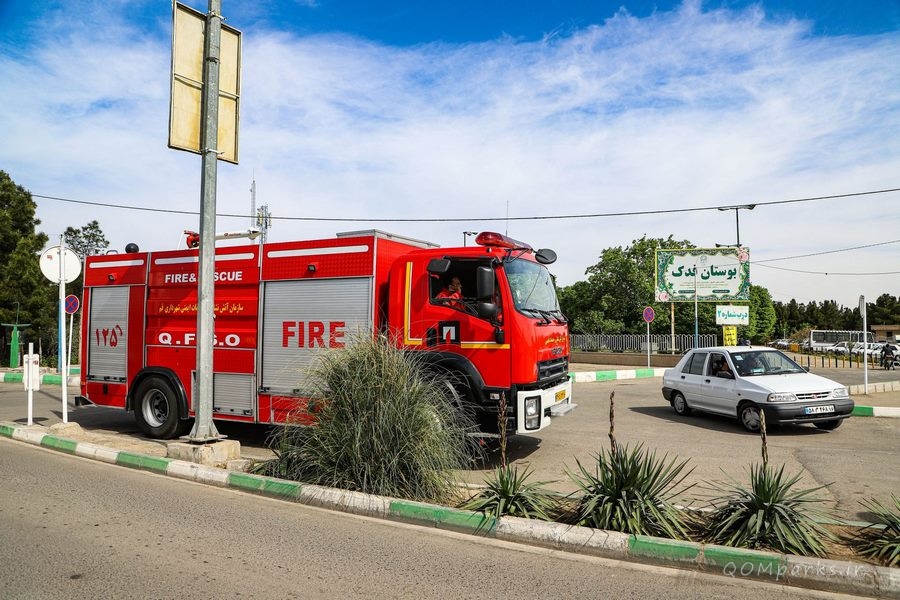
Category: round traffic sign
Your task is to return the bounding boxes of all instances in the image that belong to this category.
[39,246,82,284]
[642,306,656,323]
[65,294,80,314]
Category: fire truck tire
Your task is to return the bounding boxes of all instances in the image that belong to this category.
[134,376,183,439]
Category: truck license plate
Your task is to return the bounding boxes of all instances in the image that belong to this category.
[804,405,834,415]
[555,390,567,402]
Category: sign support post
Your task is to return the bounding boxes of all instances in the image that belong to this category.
[643,306,656,367]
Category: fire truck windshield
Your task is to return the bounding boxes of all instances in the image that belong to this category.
[505,259,562,316]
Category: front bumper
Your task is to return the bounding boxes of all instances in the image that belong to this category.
[516,378,574,435]
[762,397,855,425]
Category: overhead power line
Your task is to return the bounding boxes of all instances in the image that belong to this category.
[754,263,900,276]
[30,186,900,223]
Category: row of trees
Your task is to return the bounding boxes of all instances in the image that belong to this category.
[0,171,108,366]
[557,234,900,344]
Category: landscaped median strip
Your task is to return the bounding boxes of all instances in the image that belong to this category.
[2,421,898,598]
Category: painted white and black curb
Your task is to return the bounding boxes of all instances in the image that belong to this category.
[2,421,897,598]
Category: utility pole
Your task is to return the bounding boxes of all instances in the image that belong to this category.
[188,0,224,442]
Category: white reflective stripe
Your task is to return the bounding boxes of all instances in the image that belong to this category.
[267,245,369,259]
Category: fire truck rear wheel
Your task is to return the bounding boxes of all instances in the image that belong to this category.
[134,376,183,439]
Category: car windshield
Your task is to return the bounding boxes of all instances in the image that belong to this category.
[729,349,805,377]
[504,259,561,313]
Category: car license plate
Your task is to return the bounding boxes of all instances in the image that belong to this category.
[555,390,567,402]
[804,405,834,415]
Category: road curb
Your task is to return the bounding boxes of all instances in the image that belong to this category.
[2,421,897,598]
[0,372,80,386]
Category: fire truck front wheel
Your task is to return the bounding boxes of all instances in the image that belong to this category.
[134,376,185,439]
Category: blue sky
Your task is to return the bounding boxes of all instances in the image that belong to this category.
[1,0,899,307]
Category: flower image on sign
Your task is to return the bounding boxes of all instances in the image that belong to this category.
[654,248,750,302]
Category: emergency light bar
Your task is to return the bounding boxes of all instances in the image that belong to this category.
[475,231,532,251]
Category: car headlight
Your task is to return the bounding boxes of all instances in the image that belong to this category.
[832,388,849,399]
[767,392,797,403]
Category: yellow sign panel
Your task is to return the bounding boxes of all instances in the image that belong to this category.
[169,2,241,163]
[722,325,737,346]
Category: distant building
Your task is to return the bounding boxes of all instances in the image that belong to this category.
[871,324,900,342]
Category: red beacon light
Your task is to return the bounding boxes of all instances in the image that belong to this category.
[474,231,532,251]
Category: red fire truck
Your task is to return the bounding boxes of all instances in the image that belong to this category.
[77,229,574,439]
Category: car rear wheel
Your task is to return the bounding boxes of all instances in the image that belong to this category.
[813,419,842,431]
[671,392,691,416]
[739,402,761,433]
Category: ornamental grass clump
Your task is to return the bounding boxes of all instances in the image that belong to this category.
[567,443,695,539]
[700,463,836,557]
[699,409,836,557]
[846,495,900,567]
[253,334,480,504]
[461,463,558,521]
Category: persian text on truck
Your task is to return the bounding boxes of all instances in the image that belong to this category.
[77,229,574,439]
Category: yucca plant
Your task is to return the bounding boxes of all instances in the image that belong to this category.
[567,443,695,539]
[253,334,480,503]
[846,495,900,567]
[700,463,836,557]
[461,464,558,521]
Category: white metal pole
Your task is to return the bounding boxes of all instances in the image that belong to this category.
[646,320,651,367]
[58,238,68,424]
[861,295,868,394]
[27,342,34,426]
[67,312,74,379]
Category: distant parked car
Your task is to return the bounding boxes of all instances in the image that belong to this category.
[661,347,853,432]
[771,339,791,349]
[851,342,882,357]
[827,341,851,355]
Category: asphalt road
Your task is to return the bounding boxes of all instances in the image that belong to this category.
[0,438,862,600]
[2,374,897,522]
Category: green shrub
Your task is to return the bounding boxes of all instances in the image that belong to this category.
[700,463,835,557]
[462,464,558,521]
[253,335,479,503]
[567,443,694,539]
[846,495,900,567]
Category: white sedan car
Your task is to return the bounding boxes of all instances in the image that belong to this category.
[661,346,854,432]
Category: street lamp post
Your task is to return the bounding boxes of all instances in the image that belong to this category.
[463,231,477,246]
[717,204,755,247]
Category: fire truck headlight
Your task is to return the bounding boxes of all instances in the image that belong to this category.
[524,396,541,430]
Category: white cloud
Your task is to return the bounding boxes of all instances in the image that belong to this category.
[1,1,898,307]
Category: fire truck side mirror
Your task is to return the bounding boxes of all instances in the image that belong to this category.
[427,258,451,275]
[534,248,557,265]
[475,266,494,301]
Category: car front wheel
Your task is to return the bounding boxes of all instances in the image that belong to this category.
[739,402,761,433]
[671,392,691,416]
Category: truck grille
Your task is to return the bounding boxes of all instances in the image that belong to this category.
[538,357,569,383]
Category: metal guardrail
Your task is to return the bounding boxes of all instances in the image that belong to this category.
[570,333,718,354]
